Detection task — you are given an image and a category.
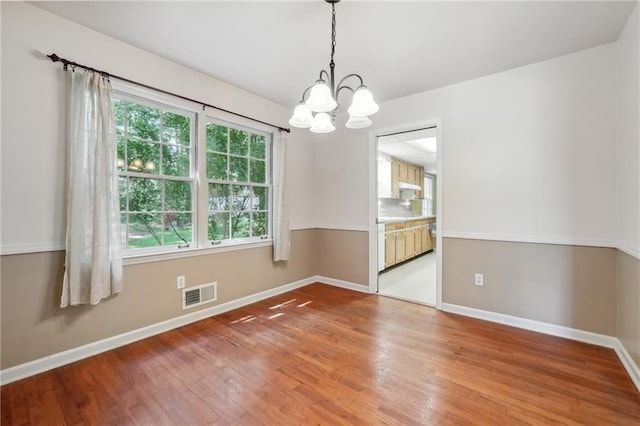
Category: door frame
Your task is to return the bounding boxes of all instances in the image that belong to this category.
[367,119,444,310]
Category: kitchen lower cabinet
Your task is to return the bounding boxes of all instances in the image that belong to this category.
[381,218,436,271]
[395,223,406,263]
[415,223,423,254]
[384,224,396,268]
[421,222,430,252]
[405,226,416,259]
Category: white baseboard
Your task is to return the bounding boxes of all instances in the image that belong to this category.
[442,303,640,394]
[0,276,316,385]
[614,340,640,392]
[314,275,371,293]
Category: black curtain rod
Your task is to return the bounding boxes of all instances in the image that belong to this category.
[47,53,291,133]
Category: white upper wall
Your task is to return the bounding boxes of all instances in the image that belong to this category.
[2,1,632,251]
[0,2,315,253]
[314,43,618,246]
[616,3,640,257]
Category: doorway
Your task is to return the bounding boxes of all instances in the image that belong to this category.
[372,126,441,306]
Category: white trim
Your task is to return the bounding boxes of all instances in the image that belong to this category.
[0,276,315,385]
[1,241,65,255]
[441,303,640,394]
[122,240,273,266]
[289,224,312,231]
[616,242,640,260]
[614,341,640,392]
[290,225,369,232]
[367,125,378,295]
[314,275,371,293]
[367,119,444,311]
[434,120,443,310]
[313,225,369,232]
[441,303,618,347]
[442,231,615,248]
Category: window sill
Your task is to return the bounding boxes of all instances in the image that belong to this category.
[122,239,273,266]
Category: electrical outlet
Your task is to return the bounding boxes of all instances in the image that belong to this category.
[177,275,186,289]
[475,273,484,286]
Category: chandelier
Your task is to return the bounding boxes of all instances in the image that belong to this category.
[289,0,379,133]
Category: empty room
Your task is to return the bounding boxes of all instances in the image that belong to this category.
[1,0,639,424]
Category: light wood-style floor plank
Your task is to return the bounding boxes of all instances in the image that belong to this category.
[2,283,639,425]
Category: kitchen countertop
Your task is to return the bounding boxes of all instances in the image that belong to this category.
[377,215,436,224]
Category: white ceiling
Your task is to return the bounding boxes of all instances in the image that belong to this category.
[378,127,438,173]
[32,1,636,110]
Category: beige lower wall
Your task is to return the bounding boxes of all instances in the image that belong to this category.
[617,250,640,366]
[3,229,634,373]
[0,229,317,369]
[442,238,617,335]
[316,229,369,285]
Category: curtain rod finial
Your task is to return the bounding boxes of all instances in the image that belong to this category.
[47,53,60,62]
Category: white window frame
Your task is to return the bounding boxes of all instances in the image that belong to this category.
[204,117,272,246]
[112,83,274,261]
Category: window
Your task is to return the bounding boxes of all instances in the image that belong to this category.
[423,174,435,216]
[114,93,271,254]
[206,120,270,243]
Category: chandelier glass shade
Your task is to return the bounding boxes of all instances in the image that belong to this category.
[289,0,378,133]
[310,112,336,133]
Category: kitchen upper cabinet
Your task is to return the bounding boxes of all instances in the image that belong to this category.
[399,161,409,182]
[391,160,400,198]
[388,158,424,199]
[409,164,417,185]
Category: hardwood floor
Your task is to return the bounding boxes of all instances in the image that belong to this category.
[2,283,639,425]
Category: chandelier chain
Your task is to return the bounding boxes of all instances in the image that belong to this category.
[330,3,336,64]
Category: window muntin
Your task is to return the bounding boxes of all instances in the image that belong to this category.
[114,96,195,251]
[205,120,270,243]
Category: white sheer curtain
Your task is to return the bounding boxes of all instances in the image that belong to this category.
[61,68,123,307]
[272,130,290,261]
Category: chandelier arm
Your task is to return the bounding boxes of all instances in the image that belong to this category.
[335,85,354,104]
[318,69,331,82]
[335,73,365,93]
[298,84,316,103]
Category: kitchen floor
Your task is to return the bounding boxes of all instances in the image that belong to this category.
[378,251,436,306]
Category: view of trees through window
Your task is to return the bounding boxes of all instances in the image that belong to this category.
[115,97,194,249]
[206,121,269,241]
[114,95,271,252]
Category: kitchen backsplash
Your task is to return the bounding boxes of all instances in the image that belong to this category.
[378,197,433,218]
[378,197,414,217]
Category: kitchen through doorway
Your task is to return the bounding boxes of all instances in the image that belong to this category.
[376,127,438,306]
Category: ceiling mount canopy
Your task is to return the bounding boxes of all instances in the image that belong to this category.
[289,0,379,133]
